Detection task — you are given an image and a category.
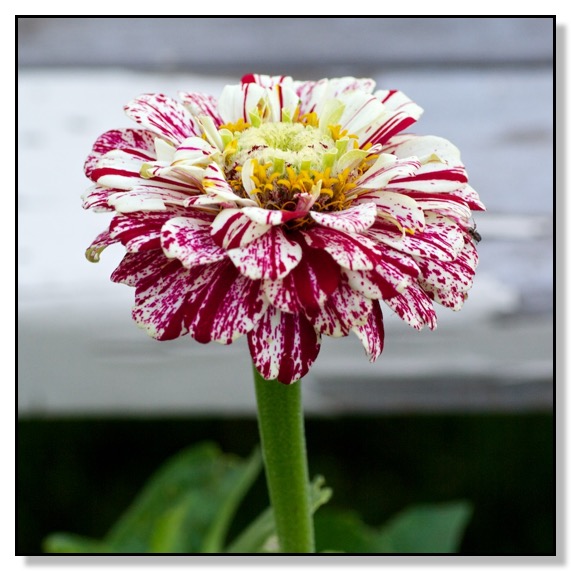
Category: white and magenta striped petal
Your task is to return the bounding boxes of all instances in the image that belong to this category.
[384,285,437,331]
[227,227,302,280]
[306,281,372,337]
[361,90,424,146]
[310,203,377,234]
[124,94,200,145]
[352,300,385,361]
[248,305,321,384]
[263,244,341,313]
[353,191,425,234]
[161,217,226,268]
[181,261,269,344]
[302,226,381,271]
[82,184,116,212]
[84,128,156,180]
[111,250,171,287]
[211,208,272,249]
[85,229,118,262]
[179,92,223,126]
[366,214,464,261]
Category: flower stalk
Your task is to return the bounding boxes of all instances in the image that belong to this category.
[253,365,315,553]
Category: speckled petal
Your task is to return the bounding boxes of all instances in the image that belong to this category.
[384,285,437,331]
[111,250,171,287]
[414,245,476,294]
[211,208,272,249]
[124,93,200,144]
[302,227,381,271]
[248,305,321,384]
[161,217,227,268]
[361,90,424,146]
[295,77,376,115]
[109,186,191,213]
[92,150,190,192]
[227,226,302,280]
[85,229,118,263]
[84,128,156,180]
[181,260,269,344]
[263,244,341,313]
[353,191,425,234]
[354,154,421,190]
[82,184,116,212]
[366,214,464,261]
[310,203,377,234]
[109,210,187,253]
[306,281,372,337]
[179,92,224,126]
[352,300,385,361]
[132,259,192,340]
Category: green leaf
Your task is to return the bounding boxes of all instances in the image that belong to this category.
[42,533,111,553]
[373,501,473,554]
[106,443,262,553]
[226,475,332,553]
[315,501,472,554]
[43,443,262,554]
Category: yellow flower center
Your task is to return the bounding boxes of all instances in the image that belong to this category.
[221,117,377,218]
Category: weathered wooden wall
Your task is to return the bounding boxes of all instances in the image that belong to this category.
[18,18,554,416]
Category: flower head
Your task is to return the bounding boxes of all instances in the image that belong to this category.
[84,74,485,384]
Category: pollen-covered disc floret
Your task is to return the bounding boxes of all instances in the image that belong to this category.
[83,74,485,384]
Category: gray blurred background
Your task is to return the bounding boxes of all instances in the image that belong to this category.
[18,17,554,416]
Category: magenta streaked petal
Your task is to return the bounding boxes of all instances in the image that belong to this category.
[109,210,185,253]
[361,90,424,146]
[85,228,118,263]
[422,283,467,311]
[414,248,476,294]
[218,82,267,124]
[92,150,190,192]
[241,206,307,225]
[310,203,377,234]
[179,92,224,126]
[354,154,421,190]
[353,191,425,234]
[263,244,341,313]
[302,226,381,271]
[111,250,171,287]
[306,281,372,338]
[84,128,156,180]
[211,208,272,249]
[161,217,227,268]
[109,186,193,213]
[248,305,321,384]
[366,214,464,261]
[384,285,437,331]
[228,226,302,280]
[82,184,116,212]
[394,191,472,223]
[383,134,462,165]
[125,93,200,145]
[132,260,192,340]
[456,184,487,211]
[352,300,385,361]
[242,74,294,88]
[387,162,468,193]
[295,77,376,115]
[182,261,269,344]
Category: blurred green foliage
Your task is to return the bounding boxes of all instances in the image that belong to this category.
[18,413,554,554]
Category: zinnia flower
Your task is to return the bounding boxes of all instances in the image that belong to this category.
[83,74,485,384]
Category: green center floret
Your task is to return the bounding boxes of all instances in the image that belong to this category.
[232,123,336,171]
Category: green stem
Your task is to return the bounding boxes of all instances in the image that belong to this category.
[253,366,315,553]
